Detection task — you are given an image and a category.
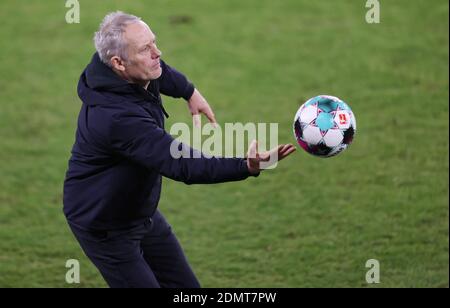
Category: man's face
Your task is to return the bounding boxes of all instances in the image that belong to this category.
[122,21,162,84]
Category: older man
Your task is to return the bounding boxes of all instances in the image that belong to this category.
[63,11,295,288]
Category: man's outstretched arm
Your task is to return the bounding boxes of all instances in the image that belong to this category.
[108,110,295,184]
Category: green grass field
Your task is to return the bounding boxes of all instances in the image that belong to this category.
[0,0,448,287]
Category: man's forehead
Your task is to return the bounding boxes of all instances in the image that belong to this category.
[125,21,155,45]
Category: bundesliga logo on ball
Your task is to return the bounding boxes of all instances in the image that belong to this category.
[293,95,356,157]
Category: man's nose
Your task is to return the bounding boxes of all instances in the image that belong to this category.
[152,46,162,59]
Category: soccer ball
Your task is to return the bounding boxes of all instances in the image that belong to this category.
[293,95,356,157]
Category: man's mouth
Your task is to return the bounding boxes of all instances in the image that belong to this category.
[152,62,160,70]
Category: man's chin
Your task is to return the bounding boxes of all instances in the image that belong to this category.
[149,68,162,80]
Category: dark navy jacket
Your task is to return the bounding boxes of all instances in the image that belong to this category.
[63,53,254,230]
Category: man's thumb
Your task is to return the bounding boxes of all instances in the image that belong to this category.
[247,140,257,159]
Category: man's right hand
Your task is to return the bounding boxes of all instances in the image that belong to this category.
[246,140,296,175]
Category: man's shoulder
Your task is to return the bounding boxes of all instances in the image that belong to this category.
[88,94,146,116]
[83,96,148,136]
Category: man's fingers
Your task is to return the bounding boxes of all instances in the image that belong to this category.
[279,144,289,154]
[278,144,290,155]
[192,114,201,128]
[204,108,218,126]
[279,144,294,153]
[193,108,218,128]
[259,144,296,162]
[259,146,279,162]
[255,140,260,160]
[204,110,216,123]
[279,144,296,160]
[280,148,296,159]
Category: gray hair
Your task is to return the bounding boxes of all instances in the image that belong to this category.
[94,11,141,67]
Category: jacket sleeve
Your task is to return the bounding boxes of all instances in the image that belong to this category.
[158,60,195,100]
[108,110,255,184]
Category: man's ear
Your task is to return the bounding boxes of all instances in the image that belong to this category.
[110,56,126,71]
